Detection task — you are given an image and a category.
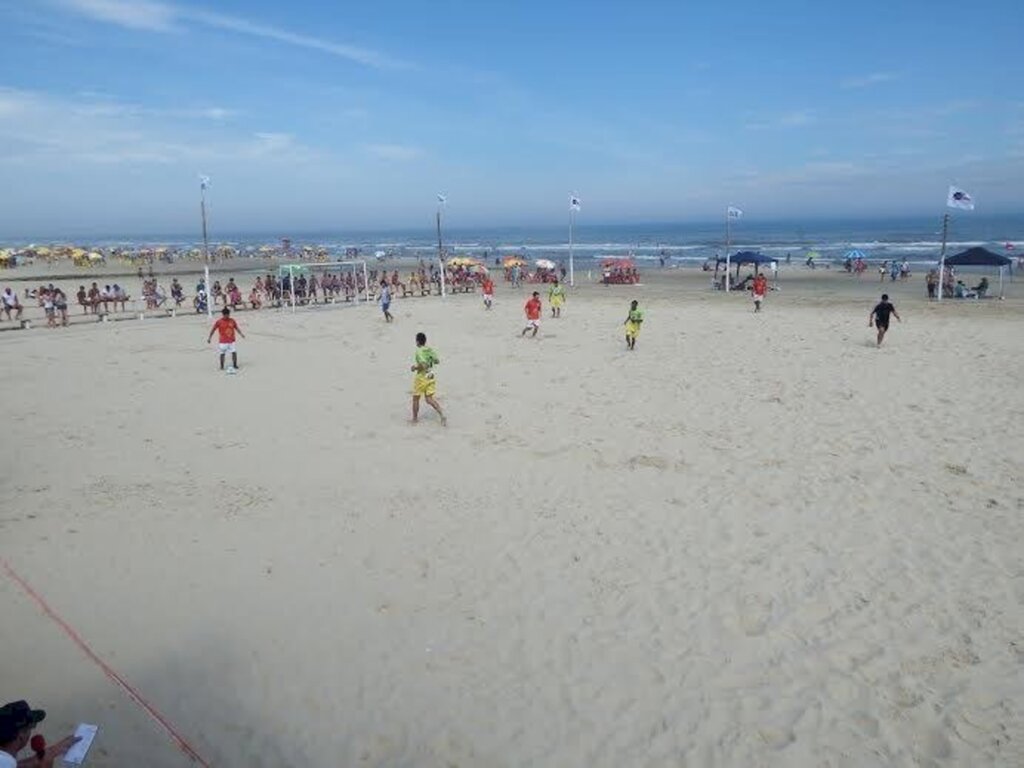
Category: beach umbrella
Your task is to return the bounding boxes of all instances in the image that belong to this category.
[845,249,867,260]
[535,258,557,270]
[502,256,526,267]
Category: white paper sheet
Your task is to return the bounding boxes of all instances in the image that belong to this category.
[61,723,97,766]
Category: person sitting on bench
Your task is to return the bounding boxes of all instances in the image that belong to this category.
[2,287,24,320]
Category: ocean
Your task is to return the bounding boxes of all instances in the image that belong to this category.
[8,215,1023,266]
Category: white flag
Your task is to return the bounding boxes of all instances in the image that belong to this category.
[570,195,581,211]
[437,193,447,205]
[947,186,974,211]
[727,205,743,219]
[199,175,210,190]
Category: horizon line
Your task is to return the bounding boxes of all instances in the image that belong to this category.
[3,211,1023,244]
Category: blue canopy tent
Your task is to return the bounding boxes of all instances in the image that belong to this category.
[715,251,778,290]
[945,247,1011,298]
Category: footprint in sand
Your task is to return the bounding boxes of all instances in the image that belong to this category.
[626,454,669,470]
[739,593,774,636]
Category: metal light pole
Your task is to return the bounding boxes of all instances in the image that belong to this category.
[436,194,447,298]
[200,175,212,318]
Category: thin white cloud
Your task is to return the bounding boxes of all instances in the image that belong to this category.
[745,110,816,130]
[365,143,423,161]
[55,0,405,68]
[0,87,308,166]
[186,9,403,69]
[58,0,177,31]
[841,72,898,89]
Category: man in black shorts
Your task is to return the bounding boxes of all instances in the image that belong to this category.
[869,293,901,347]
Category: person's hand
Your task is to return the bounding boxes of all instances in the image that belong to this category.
[44,734,81,766]
[18,734,81,768]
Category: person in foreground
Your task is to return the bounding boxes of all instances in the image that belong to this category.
[624,299,643,350]
[869,293,900,347]
[207,307,245,372]
[0,700,78,768]
[411,332,446,426]
[521,291,542,337]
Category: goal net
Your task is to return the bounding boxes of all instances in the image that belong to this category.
[278,260,370,310]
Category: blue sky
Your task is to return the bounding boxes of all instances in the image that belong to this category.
[0,0,1021,236]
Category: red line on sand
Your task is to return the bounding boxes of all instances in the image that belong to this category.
[2,560,212,767]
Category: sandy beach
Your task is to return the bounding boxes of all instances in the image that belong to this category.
[2,264,1024,766]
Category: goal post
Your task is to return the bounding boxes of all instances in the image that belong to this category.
[277,260,370,312]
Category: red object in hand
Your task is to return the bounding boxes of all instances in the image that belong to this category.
[30,734,46,759]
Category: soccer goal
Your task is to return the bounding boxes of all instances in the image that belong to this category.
[278,260,369,312]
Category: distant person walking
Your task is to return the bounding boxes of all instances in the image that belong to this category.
[869,293,901,347]
[379,281,394,322]
[751,272,768,312]
[410,332,446,426]
[521,291,542,338]
[481,275,495,309]
[624,299,643,350]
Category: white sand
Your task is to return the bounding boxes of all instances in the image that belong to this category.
[2,270,1024,766]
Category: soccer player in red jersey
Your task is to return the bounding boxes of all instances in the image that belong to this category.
[207,307,246,371]
[521,291,542,338]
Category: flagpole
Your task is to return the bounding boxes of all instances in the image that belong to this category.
[569,205,575,288]
[200,178,212,319]
[937,212,949,302]
[725,206,731,293]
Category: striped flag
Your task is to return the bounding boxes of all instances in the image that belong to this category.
[727,205,743,219]
[199,175,210,190]
[947,185,974,211]
[570,195,581,211]
[437,193,447,205]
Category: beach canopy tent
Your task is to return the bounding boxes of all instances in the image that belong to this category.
[945,247,1012,298]
[716,251,778,278]
[716,251,777,267]
[945,247,1011,267]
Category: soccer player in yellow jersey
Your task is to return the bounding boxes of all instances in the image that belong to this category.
[548,279,566,317]
[411,332,447,425]
[624,299,643,351]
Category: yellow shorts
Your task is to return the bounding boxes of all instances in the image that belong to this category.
[550,295,564,308]
[625,321,641,338]
[412,373,437,397]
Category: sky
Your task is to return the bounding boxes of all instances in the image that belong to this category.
[0,0,1022,237]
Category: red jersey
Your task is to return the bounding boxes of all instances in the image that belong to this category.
[752,276,768,296]
[482,280,494,295]
[212,317,239,343]
[525,297,541,320]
